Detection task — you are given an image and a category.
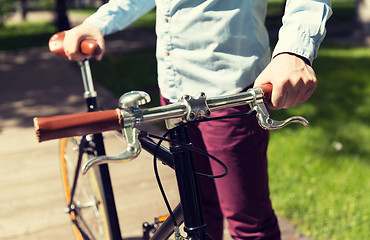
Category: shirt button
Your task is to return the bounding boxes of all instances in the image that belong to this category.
[164,17,169,22]
[166,51,170,56]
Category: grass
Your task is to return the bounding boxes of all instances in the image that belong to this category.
[69,8,97,16]
[0,21,56,51]
[1,1,368,239]
[268,45,370,240]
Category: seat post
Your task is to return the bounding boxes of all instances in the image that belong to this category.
[78,60,99,111]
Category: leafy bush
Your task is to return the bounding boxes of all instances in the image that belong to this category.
[33,0,55,11]
[0,0,14,27]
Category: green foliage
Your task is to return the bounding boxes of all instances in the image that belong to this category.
[33,0,55,11]
[267,0,285,16]
[131,10,156,29]
[328,0,357,24]
[0,0,14,27]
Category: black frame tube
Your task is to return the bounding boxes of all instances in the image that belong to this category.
[169,126,211,240]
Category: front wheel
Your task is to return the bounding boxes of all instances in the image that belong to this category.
[60,136,112,240]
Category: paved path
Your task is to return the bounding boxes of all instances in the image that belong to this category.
[0,11,310,240]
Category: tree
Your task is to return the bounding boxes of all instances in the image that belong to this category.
[20,0,28,20]
[56,0,70,31]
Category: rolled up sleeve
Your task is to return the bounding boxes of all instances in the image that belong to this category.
[84,0,156,36]
[272,0,332,64]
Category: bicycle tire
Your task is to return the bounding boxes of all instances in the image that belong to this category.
[60,136,112,240]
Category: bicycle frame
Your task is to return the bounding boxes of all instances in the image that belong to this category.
[169,126,212,240]
[78,59,212,239]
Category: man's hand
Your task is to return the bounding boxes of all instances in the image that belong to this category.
[63,23,105,61]
[253,53,317,109]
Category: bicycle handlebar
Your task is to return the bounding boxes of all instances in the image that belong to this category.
[49,31,101,57]
[33,84,308,143]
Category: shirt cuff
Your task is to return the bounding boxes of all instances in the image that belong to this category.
[272,24,319,65]
[273,52,311,66]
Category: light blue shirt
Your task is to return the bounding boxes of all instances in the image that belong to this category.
[85,0,332,102]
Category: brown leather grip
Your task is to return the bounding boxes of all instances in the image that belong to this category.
[259,83,272,101]
[48,31,101,57]
[34,109,123,142]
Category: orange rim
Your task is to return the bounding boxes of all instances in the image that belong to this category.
[60,137,84,240]
[60,137,111,240]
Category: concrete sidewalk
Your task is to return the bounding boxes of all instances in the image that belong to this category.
[0,13,310,240]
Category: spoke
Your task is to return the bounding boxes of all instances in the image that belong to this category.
[78,199,98,208]
[76,213,97,240]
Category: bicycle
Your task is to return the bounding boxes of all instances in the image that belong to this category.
[33,32,309,240]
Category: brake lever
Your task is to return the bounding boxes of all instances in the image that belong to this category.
[253,101,309,130]
[82,91,150,174]
[82,126,141,174]
[250,87,309,130]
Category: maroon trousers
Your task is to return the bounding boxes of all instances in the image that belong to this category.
[161,95,281,240]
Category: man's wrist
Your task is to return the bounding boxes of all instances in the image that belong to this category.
[274,52,311,66]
